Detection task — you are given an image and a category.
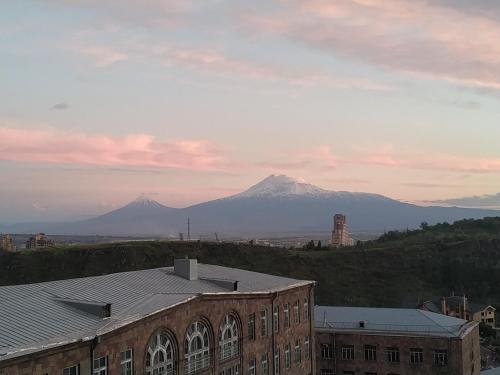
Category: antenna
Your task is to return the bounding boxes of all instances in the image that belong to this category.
[187,218,191,240]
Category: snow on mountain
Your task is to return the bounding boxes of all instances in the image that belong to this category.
[231,174,329,198]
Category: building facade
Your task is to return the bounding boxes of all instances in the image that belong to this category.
[420,296,496,329]
[330,215,354,248]
[0,234,16,252]
[0,259,315,375]
[315,306,480,375]
[25,233,55,249]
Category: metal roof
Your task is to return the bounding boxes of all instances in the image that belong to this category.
[315,305,476,338]
[0,264,310,361]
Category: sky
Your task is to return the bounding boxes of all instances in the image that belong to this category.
[2,0,500,223]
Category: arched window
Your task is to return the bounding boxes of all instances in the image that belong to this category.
[185,321,210,374]
[219,313,240,360]
[145,331,176,375]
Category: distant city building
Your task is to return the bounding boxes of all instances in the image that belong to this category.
[0,234,16,252]
[25,233,55,249]
[420,295,497,328]
[315,305,480,375]
[0,259,315,375]
[330,214,355,247]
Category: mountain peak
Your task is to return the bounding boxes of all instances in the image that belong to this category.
[234,174,328,198]
[127,195,166,209]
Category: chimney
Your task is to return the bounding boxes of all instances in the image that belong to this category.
[174,258,198,280]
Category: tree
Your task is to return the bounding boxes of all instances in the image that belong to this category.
[316,240,322,250]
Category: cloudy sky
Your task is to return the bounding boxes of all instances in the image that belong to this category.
[2,0,500,222]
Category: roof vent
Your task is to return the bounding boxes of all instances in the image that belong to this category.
[174,258,198,280]
[359,320,366,328]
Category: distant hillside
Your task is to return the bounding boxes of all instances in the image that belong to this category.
[2,217,500,308]
[2,175,499,236]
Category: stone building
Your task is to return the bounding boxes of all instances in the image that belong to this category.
[331,214,355,248]
[0,259,315,375]
[315,306,480,375]
[0,234,16,252]
[420,296,496,329]
[25,233,55,249]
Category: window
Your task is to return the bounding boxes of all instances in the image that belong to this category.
[248,313,255,341]
[385,347,400,363]
[146,331,176,375]
[293,300,300,324]
[304,336,310,359]
[63,365,79,375]
[248,358,256,375]
[285,344,291,369]
[120,349,133,375]
[220,364,240,375]
[274,347,280,375]
[261,353,268,375]
[93,356,107,375]
[321,370,334,375]
[364,345,376,361]
[294,338,301,363]
[341,345,354,361]
[321,344,333,359]
[284,304,290,328]
[434,350,448,366]
[273,305,279,333]
[260,309,268,337]
[219,313,239,360]
[185,321,210,374]
[410,348,423,364]
[303,298,309,321]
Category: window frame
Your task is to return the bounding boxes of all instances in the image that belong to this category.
[434,349,448,366]
[248,313,256,341]
[261,353,268,375]
[260,309,268,337]
[63,365,79,375]
[341,345,354,361]
[294,338,302,363]
[321,343,333,359]
[284,303,290,328]
[303,298,309,321]
[385,347,400,363]
[93,356,107,375]
[364,345,376,361]
[285,343,291,369]
[273,305,279,333]
[410,348,423,364]
[120,349,133,375]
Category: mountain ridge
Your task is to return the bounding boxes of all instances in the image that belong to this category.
[1,175,499,236]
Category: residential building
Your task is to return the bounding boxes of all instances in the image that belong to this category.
[330,214,355,248]
[315,305,480,375]
[0,234,16,252]
[25,233,55,249]
[0,259,315,375]
[420,296,496,328]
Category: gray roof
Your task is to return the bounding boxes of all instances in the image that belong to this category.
[0,264,310,361]
[315,306,476,338]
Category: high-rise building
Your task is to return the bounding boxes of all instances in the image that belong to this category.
[331,214,354,247]
[0,234,16,252]
[25,233,55,249]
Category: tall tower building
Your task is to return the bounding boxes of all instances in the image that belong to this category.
[331,214,354,247]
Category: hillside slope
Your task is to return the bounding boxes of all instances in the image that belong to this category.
[2,218,500,307]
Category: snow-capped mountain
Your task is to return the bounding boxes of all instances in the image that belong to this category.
[233,174,329,198]
[2,175,499,236]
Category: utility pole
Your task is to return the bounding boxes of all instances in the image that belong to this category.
[187,218,191,240]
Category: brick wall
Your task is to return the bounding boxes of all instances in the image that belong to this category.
[0,284,314,375]
[315,326,480,375]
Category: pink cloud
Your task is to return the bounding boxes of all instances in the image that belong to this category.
[253,0,500,90]
[0,127,225,171]
[71,44,128,67]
